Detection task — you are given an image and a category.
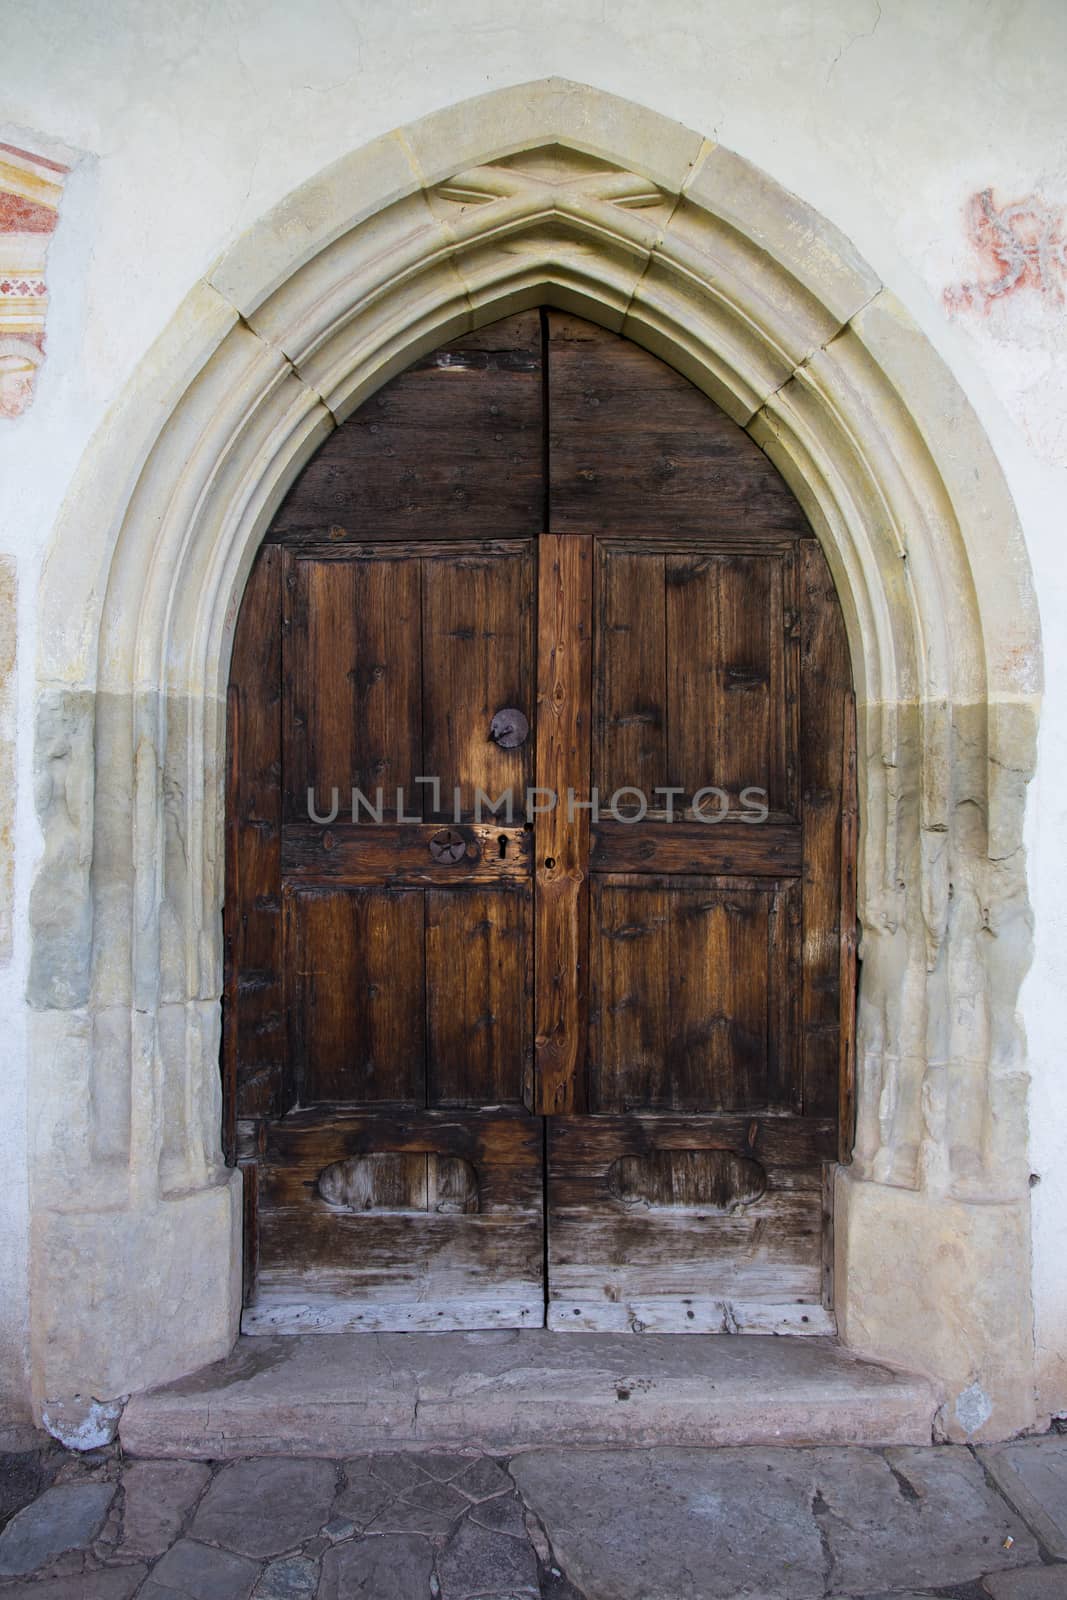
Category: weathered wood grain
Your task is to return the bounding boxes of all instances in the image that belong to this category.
[253,1109,544,1330]
[285,886,426,1106]
[547,1114,827,1328]
[798,538,854,1117]
[269,311,544,541]
[425,884,533,1108]
[591,819,802,876]
[282,551,421,822]
[534,532,593,1114]
[420,545,534,821]
[281,821,532,885]
[225,545,287,1129]
[547,313,808,536]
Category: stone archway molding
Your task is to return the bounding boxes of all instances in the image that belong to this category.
[29,79,1042,1441]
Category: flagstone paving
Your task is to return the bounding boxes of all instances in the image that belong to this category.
[0,1432,1066,1597]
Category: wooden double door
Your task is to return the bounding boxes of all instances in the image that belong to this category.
[226,311,855,1335]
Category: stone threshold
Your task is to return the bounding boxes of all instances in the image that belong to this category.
[120,1331,939,1458]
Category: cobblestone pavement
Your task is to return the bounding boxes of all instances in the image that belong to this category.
[1,1432,1066,1598]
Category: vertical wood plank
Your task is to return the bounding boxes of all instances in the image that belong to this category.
[589,880,670,1112]
[292,888,426,1105]
[421,548,534,821]
[534,533,593,1114]
[594,547,666,801]
[799,539,853,1117]
[668,886,769,1111]
[426,887,532,1107]
[666,552,789,812]
[283,555,421,822]
[225,545,287,1125]
[838,690,859,1162]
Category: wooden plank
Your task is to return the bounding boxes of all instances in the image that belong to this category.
[839,690,858,1162]
[425,886,533,1108]
[282,821,532,885]
[534,532,594,1114]
[591,819,801,876]
[767,879,803,1113]
[282,553,421,823]
[588,878,670,1113]
[287,887,426,1106]
[251,1109,544,1332]
[268,311,544,541]
[593,545,666,801]
[224,545,287,1125]
[590,876,795,1114]
[547,1113,837,1168]
[546,1114,827,1327]
[665,550,791,814]
[421,546,534,822]
[798,539,853,1116]
[667,882,770,1112]
[547,313,807,536]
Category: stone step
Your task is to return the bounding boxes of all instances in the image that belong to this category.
[120,1332,939,1458]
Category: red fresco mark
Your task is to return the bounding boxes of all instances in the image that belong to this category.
[945,188,1067,314]
[0,192,58,234]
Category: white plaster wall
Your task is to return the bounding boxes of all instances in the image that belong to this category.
[1,0,1064,1418]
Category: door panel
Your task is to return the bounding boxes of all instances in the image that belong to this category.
[594,541,797,816]
[546,1115,833,1334]
[425,884,533,1108]
[421,546,534,821]
[285,887,426,1106]
[588,876,800,1114]
[226,309,856,1336]
[247,1108,544,1333]
[282,552,421,823]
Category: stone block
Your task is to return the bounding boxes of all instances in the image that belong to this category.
[0,1482,115,1576]
[683,143,881,328]
[437,1515,540,1598]
[0,1570,147,1599]
[835,1171,1035,1441]
[117,1459,212,1559]
[982,1437,1067,1559]
[404,78,705,196]
[190,1457,337,1559]
[144,1537,259,1600]
[983,1569,1067,1599]
[511,1446,827,1600]
[319,1533,432,1600]
[817,1445,1038,1592]
[209,133,422,317]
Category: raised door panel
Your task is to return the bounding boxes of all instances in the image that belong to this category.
[282,553,421,823]
[285,886,426,1106]
[249,1108,544,1333]
[425,884,533,1108]
[588,876,800,1114]
[594,542,796,817]
[421,544,535,821]
[546,1115,833,1334]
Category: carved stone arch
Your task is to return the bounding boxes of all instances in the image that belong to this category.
[30,80,1041,1439]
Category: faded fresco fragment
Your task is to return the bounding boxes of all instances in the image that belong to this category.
[944,185,1067,466]
[945,187,1067,314]
[0,142,69,419]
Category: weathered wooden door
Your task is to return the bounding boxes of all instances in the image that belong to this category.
[225,311,855,1335]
